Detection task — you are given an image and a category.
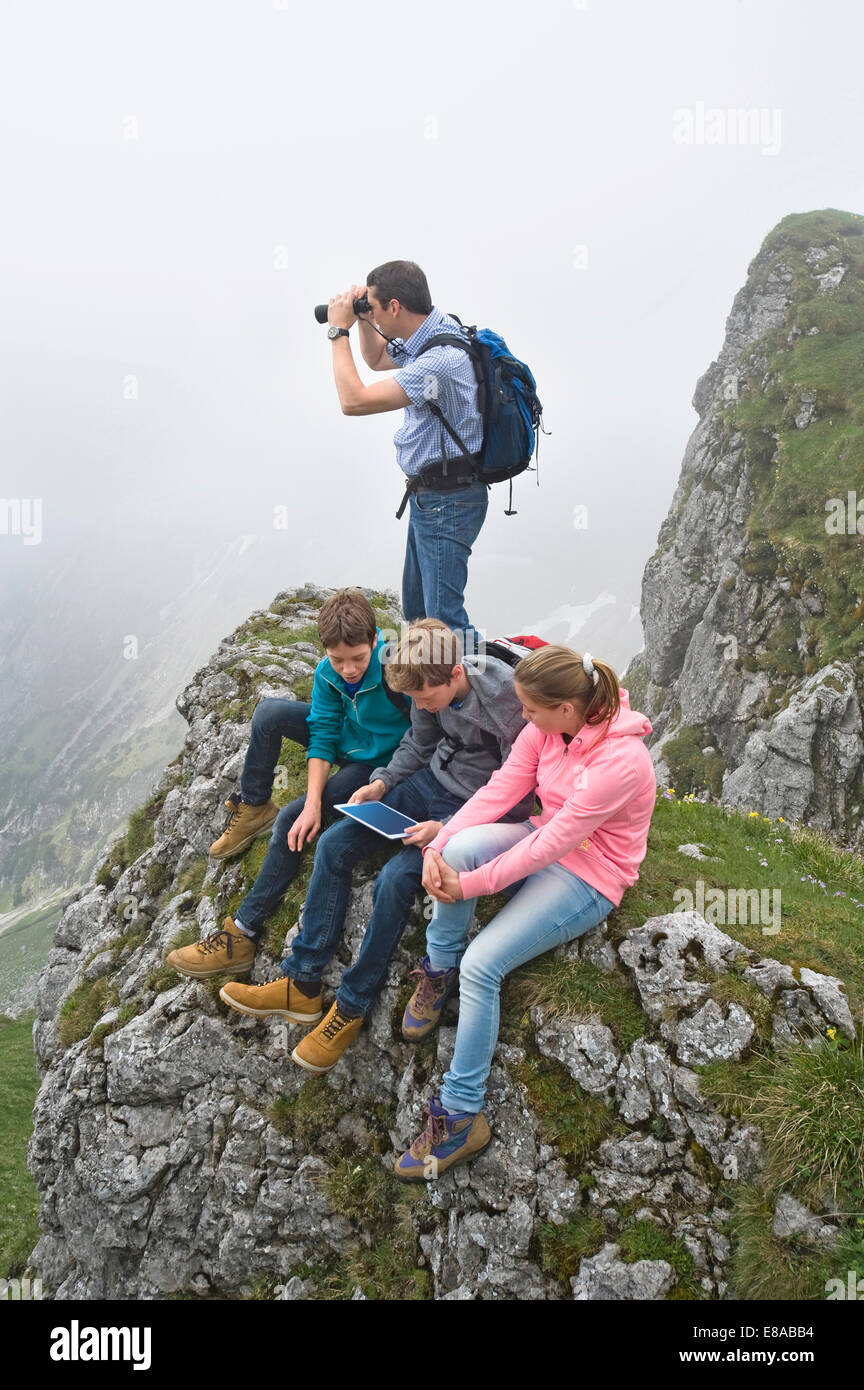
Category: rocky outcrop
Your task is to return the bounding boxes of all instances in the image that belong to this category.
[626,210,864,844]
[26,584,854,1301]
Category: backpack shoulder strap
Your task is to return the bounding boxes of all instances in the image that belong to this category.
[414,330,484,464]
[382,681,410,718]
[415,332,474,358]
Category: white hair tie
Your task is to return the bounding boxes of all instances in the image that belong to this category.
[582,651,599,686]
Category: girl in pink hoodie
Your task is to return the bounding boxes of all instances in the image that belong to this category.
[394,646,657,1182]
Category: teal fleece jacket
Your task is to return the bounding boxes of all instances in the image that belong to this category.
[305,630,410,768]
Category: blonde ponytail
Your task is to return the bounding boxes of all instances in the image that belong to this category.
[513,645,620,735]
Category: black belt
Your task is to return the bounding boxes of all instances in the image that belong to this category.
[395,463,482,520]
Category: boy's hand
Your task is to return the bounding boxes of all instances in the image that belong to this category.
[347,780,387,805]
[287,802,321,851]
[401,819,442,849]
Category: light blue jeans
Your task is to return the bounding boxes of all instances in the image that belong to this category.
[426,822,616,1114]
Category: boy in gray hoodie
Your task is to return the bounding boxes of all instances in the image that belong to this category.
[220,619,531,1074]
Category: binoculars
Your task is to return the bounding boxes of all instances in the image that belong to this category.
[314,294,371,324]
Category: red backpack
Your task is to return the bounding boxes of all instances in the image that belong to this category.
[481,635,549,668]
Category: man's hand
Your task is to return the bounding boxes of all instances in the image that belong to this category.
[347,780,387,805]
[351,283,374,322]
[401,819,442,849]
[422,848,464,903]
[328,289,358,330]
[287,801,322,851]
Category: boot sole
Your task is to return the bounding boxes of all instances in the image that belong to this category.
[401,1022,439,1043]
[208,818,279,860]
[219,988,322,1023]
[393,1131,492,1183]
[401,985,458,1042]
[290,1047,339,1074]
[170,960,255,980]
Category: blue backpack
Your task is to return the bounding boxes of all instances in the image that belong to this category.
[415,317,546,515]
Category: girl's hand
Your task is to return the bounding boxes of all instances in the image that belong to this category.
[423,849,463,903]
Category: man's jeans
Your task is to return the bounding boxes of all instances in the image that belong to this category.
[425,822,616,1114]
[280,766,465,1017]
[402,478,489,649]
[234,698,372,937]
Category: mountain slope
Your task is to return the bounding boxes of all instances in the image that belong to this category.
[626,209,864,843]
[22,584,864,1301]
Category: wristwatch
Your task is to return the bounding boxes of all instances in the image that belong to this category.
[327,325,350,340]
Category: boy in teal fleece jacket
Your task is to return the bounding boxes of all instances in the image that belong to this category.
[167,591,409,979]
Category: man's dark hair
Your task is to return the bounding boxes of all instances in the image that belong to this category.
[366,260,432,316]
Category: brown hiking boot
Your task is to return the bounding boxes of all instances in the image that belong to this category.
[401,955,458,1041]
[209,793,279,860]
[291,1001,364,1073]
[219,975,323,1023]
[394,1096,492,1182]
[166,917,256,979]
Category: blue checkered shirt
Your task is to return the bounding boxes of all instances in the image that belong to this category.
[385,305,483,478]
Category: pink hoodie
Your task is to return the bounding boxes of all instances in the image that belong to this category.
[424,689,656,907]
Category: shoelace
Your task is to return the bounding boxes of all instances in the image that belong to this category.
[321,1008,354,1040]
[409,965,448,1012]
[221,794,243,832]
[196,930,235,958]
[410,1106,445,1157]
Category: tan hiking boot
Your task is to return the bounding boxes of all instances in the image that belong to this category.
[219,975,323,1023]
[291,1001,364,1074]
[209,793,279,860]
[165,917,256,979]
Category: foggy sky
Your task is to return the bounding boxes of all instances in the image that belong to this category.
[2,0,863,667]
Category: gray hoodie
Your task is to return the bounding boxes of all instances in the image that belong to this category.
[369,654,534,818]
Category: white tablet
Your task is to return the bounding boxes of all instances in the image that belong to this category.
[334,802,419,840]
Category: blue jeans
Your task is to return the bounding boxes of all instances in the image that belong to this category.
[281,767,465,1017]
[426,822,616,1114]
[402,478,489,649]
[234,698,372,937]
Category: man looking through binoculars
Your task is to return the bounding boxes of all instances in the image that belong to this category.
[323,260,487,649]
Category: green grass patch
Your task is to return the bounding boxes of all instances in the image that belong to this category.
[88,999,143,1052]
[700,1027,864,1300]
[0,1012,41,1278]
[270,1078,344,1149]
[617,1217,705,1300]
[726,1180,864,1301]
[508,1050,626,1175]
[663,726,726,798]
[537,1211,606,1287]
[174,856,210,898]
[318,1156,431,1300]
[95,785,169,887]
[57,976,117,1049]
